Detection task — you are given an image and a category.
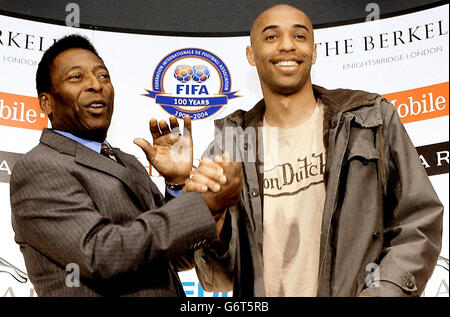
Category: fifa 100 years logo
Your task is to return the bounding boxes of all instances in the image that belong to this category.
[144,48,240,120]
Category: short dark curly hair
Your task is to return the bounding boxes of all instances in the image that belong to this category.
[36,34,101,95]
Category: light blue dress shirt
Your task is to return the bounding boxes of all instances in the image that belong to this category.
[53,130,104,153]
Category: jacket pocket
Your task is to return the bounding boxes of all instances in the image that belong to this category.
[344,128,380,164]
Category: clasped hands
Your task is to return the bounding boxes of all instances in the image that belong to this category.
[134,115,243,233]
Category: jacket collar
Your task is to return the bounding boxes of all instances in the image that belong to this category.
[313,84,382,130]
[40,129,147,210]
[224,84,382,130]
[40,128,78,156]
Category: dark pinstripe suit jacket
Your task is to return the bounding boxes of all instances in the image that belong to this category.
[10,128,217,297]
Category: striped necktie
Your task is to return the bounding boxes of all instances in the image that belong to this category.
[101,143,118,162]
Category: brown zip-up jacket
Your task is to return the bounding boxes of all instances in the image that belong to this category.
[194,85,443,297]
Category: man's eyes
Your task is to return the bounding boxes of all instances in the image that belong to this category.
[264,34,307,41]
[67,73,110,80]
[265,34,277,40]
[68,73,82,80]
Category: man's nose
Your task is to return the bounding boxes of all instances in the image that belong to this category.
[86,73,102,92]
[278,34,296,52]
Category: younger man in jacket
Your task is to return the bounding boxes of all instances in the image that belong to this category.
[185,4,443,297]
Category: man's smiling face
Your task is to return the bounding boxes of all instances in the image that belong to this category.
[246,5,317,96]
[42,48,115,142]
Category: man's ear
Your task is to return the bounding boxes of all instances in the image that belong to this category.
[38,93,54,116]
[312,43,317,65]
[246,46,256,66]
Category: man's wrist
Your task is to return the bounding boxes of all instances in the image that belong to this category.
[165,177,188,190]
[165,181,185,191]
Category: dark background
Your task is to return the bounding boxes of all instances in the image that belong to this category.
[0,0,447,36]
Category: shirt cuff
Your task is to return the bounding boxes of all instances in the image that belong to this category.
[166,188,183,197]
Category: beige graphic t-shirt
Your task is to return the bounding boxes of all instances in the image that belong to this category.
[262,100,326,297]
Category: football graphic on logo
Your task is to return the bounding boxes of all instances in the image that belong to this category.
[174,65,194,82]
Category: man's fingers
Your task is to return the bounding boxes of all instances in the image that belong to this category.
[196,165,226,185]
[191,173,222,192]
[223,152,231,162]
[183,115,192,139]
[183,180,207,193]
[149,119,160,141]
[199,157,224,176]
[133,138,156,161]
[159,120,170,135]
[169,115,180,135]
[150,116,190,142]
[158,133,181,145]
[212,152,231,162]
[214,152,232,168]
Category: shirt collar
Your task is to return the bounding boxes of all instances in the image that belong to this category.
[53,130,110,153]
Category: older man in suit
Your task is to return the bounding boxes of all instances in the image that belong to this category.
[9,34,242,297]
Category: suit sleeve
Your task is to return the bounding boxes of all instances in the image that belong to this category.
[10,155,218,281]
[359,101,443,297]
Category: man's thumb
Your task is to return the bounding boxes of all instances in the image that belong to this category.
[133,138,156,160]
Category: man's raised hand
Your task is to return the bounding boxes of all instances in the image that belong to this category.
[134,115,193,184]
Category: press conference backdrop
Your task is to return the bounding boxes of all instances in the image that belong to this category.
[0,4,448,297]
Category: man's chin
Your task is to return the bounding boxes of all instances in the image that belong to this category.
[273,85,303,96]
[77,126,109,142]
[271,78,310,96]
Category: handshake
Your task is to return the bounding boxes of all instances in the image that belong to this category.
[184,153,243,213]
[134,115,243,231]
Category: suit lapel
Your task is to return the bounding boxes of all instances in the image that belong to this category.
[114,150,164,210]
[40,129,148,211]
